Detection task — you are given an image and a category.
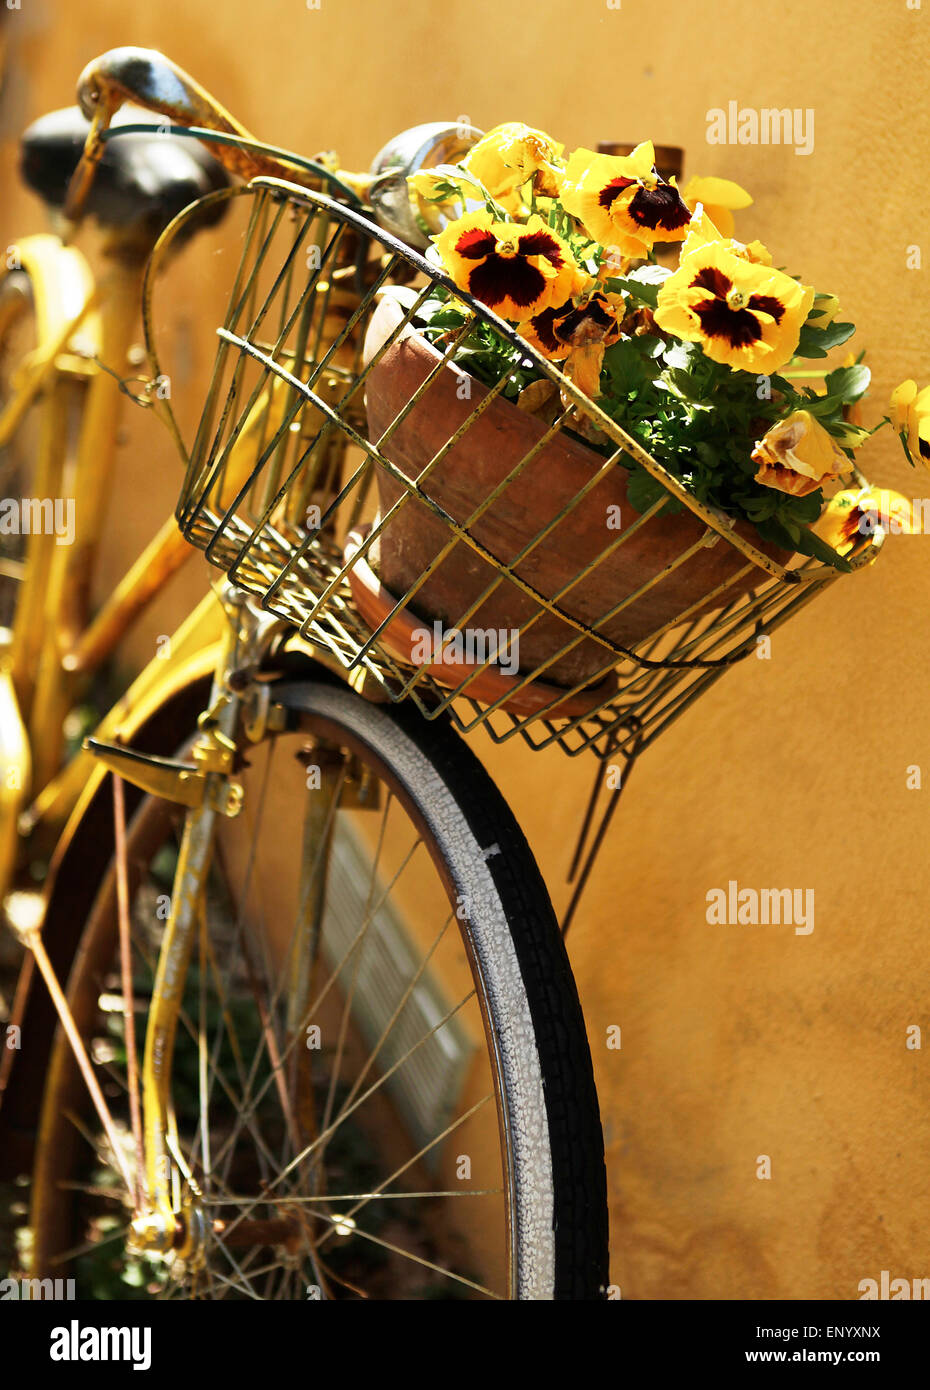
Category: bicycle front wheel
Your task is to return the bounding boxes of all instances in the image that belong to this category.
[31,673,608,1299]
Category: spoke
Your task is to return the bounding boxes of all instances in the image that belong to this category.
[220,988,476,1245]
[182,905,274,1188]
[197,742,280,1152]
[201,742,326,1198]
[316,789,393,1147]
[127,926,280,1187]
[49,1221,133,1266]
[207,850,305,1189]
[335,905,454,1123]
[209,1230,265,1301]
[209,832,426,1178]
[299,1206,500,1300]
[316,1093,494,1252]
[324,988,476,1151]
[205,1267,265,1302]
[57,1181,129,1201]
[112,774,146,1207]
[62,1108,122,1172]
[25,930,136,1197]
[197,893,212,1181]
[209,1189,502,1203]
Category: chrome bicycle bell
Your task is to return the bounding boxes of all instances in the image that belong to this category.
[368,121,484,249]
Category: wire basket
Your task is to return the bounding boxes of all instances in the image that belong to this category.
[147,175,882,761]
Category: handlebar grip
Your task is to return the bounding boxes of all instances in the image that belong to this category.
[65,46,357,220]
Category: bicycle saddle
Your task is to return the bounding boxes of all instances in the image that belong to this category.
[20,105,230,239]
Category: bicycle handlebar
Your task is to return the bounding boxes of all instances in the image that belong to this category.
[64,46,372,221]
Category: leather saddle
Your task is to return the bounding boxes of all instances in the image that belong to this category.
[20,105,231,240]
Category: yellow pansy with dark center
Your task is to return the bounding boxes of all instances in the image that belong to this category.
[655,243,813,373]
[677,208,773,268]
[560,142,692,257]
[523,292,623,397]
[813,488,918,554]
[434,210,588,322]
[526,292,621,357]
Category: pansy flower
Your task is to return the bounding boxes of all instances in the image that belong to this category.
[813,487,919,554]
[559,141,692,258]
[751,409,846,497]
[677,208,772,267]
[681,175,753,238]
[654,241,813,373]
[522,291,623,397]
[890,379,930,466]
[462,122,565,212]
[433,210,588,322]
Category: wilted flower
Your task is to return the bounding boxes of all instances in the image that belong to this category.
[559,141,692,258]
[433,210,589,321]
[522,290,623,397]
[654,241,813,373]
[462,123,564,211]
[681,175,752,238]
[890,379,930,465]
[751,409,846,496]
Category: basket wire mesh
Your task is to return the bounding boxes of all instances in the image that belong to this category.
[148,176,881,762]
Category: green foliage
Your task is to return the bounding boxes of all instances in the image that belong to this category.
[400,273,873,571]
[403,288,542,402]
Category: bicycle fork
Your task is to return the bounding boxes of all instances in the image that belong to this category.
[87,584,249,1257]
[90,586,356,1265]
[18,581,358,1266]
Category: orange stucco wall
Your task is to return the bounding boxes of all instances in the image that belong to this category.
[2,0,928,1298]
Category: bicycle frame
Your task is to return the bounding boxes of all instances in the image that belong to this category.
[0,235,191,851]
[0,198,359,1244]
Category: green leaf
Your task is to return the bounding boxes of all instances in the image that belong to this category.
[602,339,650,395]
[795,527,853,572]
[794,320,856,358]
[626,467,671,514]
[790,490,824,523]
[824,362,871,401]
[605,263,671,308]
[755,515,851,572]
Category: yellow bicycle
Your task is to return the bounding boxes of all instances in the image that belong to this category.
[0,47,879,1301]
[0,46,612,1301]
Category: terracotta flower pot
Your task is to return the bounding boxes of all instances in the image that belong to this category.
[362,296,789,689]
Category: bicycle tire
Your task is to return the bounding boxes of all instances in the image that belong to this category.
[31,671,608,1299]
[278,678,610,1299]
